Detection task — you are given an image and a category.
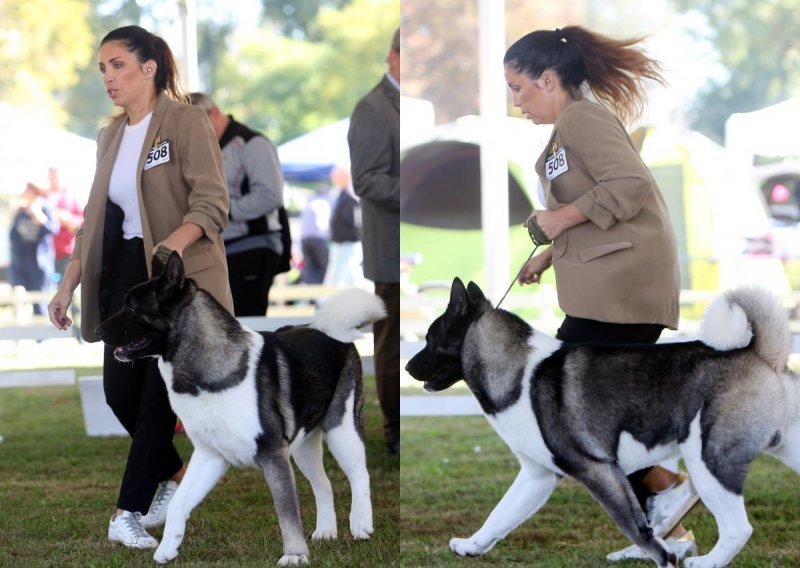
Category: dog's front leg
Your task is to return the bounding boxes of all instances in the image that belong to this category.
[450,460,559,557]
[259,448,310,566]
[154,446,229,564]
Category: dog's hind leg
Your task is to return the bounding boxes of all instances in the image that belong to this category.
[449,456,559,557]
[324,389,373,540]
[292,427,338,540]
[577,462,677,568]
[681,419,753,568]
[154,444,229,564]
[258,446,311,566]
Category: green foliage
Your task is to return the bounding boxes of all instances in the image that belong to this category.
[0,0,93,125]
[0,381,398,567]
[675,0,800,141]
[215,0,399,144]
[261,0,353,40]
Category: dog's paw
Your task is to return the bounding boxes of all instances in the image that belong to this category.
[350,520,374,540]
[277,554,309,566]
[311,527,337,540]
[449,537,485,557]
[153,544,179,564]
[683,556,718,568]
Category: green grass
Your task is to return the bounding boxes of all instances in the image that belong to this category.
[400,415,800,567]
[0,378,398,568]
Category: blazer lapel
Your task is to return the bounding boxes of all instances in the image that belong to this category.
[136,92,172,263]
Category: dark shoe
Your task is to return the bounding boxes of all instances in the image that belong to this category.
[387,440,400,455]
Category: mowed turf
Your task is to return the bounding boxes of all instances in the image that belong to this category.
[0,376,398,568]
[401,414,800,567]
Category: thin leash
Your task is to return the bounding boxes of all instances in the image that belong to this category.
[495,216,552,310]
[495,244,540,309]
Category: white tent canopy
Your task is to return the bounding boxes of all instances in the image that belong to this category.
[725,97,800,162]
[0,103,96,204]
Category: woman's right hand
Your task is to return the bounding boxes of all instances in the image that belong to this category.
[518,252,553,285]
[48,288,73,330]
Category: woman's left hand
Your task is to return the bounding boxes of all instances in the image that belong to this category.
[533,210,565,241]
[535,204,589,240]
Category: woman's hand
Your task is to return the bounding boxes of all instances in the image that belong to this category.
[48,288,74,331]
[518,250,553,285]
[529,204,589,242]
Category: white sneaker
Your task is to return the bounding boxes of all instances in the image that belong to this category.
[606,531,698,563]
[108,510,159,549]
[140,480,178,529]
[647,473,700,537]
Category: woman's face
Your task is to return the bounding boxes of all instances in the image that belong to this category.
[504,65,555,125]
[98,40,154,110]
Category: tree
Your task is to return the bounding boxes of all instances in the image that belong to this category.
[261,0,353,40]
[0,0,93,125]
[216,0,398,144]
[675,0,800,142]
[401,0,586,125]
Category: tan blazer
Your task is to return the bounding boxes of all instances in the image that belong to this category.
[535,99,680,329]
[73,92,234,342]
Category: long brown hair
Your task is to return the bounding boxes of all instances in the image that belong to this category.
[100,25,187,103]
[504,26,665,125]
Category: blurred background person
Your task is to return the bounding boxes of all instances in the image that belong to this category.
[46,166,84,284]
[9,180,59,315]
[347,28,400,455]
[299,183,333,284]
[324,164,364,288]
[190,92,287,316]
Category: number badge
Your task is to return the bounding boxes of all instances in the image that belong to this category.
[545,146,568,180]
[144,138,170,171]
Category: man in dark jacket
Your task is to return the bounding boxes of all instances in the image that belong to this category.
[347,28,400,454]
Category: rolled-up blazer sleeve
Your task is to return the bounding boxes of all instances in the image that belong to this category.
[563,107,653,230]
[177,107,229,242]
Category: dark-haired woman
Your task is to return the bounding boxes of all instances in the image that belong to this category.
[507,27,698,561]
[48,25,233,548]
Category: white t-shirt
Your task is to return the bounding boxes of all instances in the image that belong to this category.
[108,112,152,239]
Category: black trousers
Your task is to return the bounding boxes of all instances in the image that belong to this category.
[226,247,281,317]
[373,282,400,445]
[556,315,665,510]
[102,237,183,514]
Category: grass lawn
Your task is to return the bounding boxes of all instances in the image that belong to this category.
[0,376,398,568]
[401,415,800,567]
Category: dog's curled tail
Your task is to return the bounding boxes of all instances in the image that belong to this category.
[700,287,790,371]
[310,288,387,343]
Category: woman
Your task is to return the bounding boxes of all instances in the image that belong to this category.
[48,25,232,549]
[506,26,698,561]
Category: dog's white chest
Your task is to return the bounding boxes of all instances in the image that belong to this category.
[159,361,262,466]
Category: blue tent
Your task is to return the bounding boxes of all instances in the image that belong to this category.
[277,118,350,183]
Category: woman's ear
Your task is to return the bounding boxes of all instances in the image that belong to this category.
[143,60,157,79]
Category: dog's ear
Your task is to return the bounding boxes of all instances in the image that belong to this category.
[466,281,486,303]
[163,251,185,290]
[152,253,166,277]
[448,277,469,315]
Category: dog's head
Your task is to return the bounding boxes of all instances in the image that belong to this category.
[405,277,491,392]
[95,251,196,362]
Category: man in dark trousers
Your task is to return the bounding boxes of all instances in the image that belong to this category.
[190,92,285,316]
[347,28,400,455]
